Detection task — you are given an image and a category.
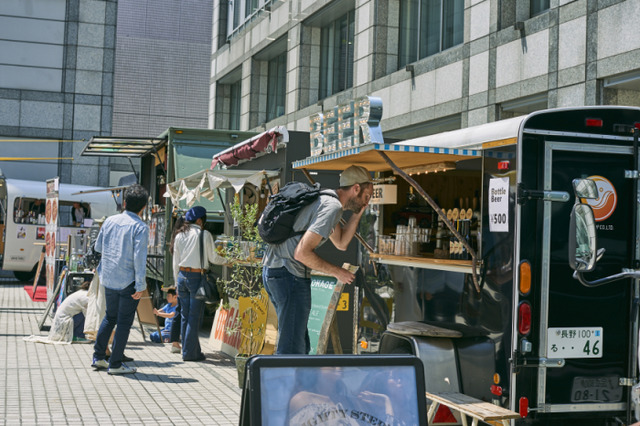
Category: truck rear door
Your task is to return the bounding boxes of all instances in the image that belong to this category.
[536,139,635,415]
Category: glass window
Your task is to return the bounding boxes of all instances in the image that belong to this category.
[228,0,273,38]
[245,0,259,18]
[229,80,242,130]
[399,0,464,69]
[530,0,550,16]
[319,11,355,99]
[13,198,91,227]
[266,52,287,121]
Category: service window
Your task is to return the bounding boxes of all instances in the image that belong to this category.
[58,201,91,227]
[13,197,47,224]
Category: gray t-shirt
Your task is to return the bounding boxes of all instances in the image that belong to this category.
[263,190,343,278]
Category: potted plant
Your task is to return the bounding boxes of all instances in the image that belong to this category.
[217,194,268,387]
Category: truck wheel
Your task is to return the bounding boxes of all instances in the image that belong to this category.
[13,269,35,282]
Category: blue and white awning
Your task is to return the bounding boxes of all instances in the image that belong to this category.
[292,143,480,172]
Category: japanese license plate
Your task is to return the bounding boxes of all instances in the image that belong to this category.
[547,327,603,358]
[570,376,622,403]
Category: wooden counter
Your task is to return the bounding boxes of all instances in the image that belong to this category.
[369,253,473,273]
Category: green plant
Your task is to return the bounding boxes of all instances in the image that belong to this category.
[217,195,266,355]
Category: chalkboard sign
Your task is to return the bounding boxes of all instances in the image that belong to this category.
[308,264,357,355]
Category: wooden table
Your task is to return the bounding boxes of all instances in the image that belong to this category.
[426,392,520,426]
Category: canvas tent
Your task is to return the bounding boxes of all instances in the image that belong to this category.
[164,169,280,207]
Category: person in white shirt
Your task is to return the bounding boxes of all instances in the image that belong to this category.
[72,202,85,226]
[171,206,219,361]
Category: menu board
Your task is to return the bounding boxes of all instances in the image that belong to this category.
[308,264,357,355]
[45,178,59,294]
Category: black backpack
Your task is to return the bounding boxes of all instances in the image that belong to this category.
[258,182,338,244]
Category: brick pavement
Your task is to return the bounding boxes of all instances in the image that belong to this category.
[0,275,242,425]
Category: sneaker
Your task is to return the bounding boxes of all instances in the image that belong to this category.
[170,346,181,354]
[107,364,137,375]
[91,358,108,370]
[72,337,90,343]
[106,354,134,363]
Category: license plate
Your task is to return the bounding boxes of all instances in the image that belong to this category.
[547,327,603,358]
[570,376,622,403]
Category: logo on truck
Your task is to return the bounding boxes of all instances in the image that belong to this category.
[583,175,616,222]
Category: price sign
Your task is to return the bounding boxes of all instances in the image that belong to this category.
[488,177,509,232]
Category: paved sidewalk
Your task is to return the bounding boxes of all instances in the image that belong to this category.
[0,276,242,425]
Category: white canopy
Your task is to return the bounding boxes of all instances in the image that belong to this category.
[164,169,280,207]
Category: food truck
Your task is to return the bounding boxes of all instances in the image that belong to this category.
[81,128,257,289]
[0,172,118,281]
[292,104,640,425]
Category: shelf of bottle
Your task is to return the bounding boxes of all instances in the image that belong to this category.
[369,253,473,273]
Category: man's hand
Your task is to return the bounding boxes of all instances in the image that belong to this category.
[153,308,158,315]
[132,291,143,300]
[334,267,355,285]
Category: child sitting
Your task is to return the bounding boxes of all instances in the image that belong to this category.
[149,288,178,343]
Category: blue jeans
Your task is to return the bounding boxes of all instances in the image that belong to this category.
[93,283,139,369]
[177,271,204,360]
[73,313,85,339]
[262,266,311,354]
[170,298,182,343]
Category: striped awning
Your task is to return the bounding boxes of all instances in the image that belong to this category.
[292,143,480,172]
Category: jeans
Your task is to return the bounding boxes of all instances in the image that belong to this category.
[170,298,182,343]
[93,283,139,369]
[72,313,85,339]
[177,271,204,360]
[262,266,311,354]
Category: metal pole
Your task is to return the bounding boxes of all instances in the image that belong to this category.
[376,151,481,293]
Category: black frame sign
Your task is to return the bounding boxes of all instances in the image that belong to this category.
[239,354,428,426]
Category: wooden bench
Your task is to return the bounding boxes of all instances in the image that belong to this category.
[426,392,520,426]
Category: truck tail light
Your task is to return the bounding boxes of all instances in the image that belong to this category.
[519,260,531,295]
[490,384,503,396]
[518,302,532,335]
[585,118,603,127]
[519,397,529,417]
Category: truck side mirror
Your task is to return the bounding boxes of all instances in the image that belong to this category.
[572,178,598,200]
[569,201,597,272]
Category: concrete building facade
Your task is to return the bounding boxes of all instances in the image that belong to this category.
[0,0,212,186]
[209,0,640,140]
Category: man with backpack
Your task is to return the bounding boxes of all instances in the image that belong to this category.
[261,165,373,354]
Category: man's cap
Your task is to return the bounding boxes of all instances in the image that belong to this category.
[340,165,372,187]
[185,206,206,222]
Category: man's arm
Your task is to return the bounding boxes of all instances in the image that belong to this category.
[328,209,364,250]
[294,231,355,284]
[132,224,149,295]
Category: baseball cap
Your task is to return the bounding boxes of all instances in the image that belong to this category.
[185,206,206,222]
[340,165,372,187]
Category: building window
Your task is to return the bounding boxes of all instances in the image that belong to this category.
[398,0,464,69]
[228,0,273,39]
[319,11,355,100]
[530,0,549,16]
[266,52,287,121]
[229,80,241,130]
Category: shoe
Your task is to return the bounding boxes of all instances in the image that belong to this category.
[106,354,134,363]
[170,346,181,354]
[91,358,108,370]
[107,364,137,375]
[73,337,90,343]
[184,353,206,362]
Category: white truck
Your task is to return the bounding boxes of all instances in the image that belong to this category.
[0,172,118,281]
